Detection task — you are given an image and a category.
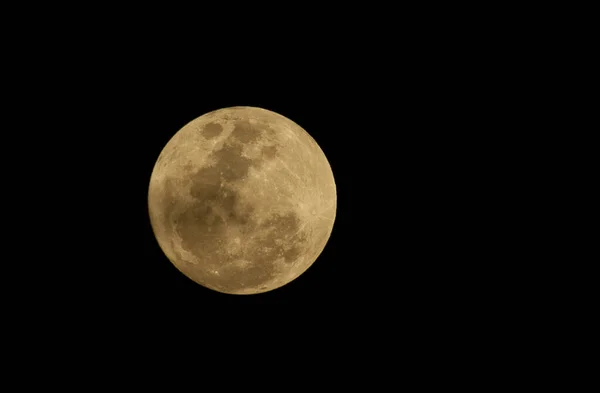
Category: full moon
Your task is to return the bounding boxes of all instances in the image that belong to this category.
[148,106,336,295]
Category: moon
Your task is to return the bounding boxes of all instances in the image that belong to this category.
[148,106,336,295]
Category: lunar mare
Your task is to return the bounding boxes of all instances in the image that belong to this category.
[148,106,336,294]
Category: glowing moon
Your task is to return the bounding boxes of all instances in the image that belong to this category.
[148,106,336,294]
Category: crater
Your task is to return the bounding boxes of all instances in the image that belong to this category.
[202,122,223,139]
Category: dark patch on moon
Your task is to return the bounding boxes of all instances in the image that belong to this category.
[174,203,224,258]
[282,246,302,264]
[230,120,263,143]
[249,212,308,265]
[179,164,257,259]
[212,143,254,181]
[189,166,221,198]
[202,122,223,139]
[261,145,279,160]
[174,138,262,264]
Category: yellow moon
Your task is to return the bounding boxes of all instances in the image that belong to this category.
[148,106,336,294]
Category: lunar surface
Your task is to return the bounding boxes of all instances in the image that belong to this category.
[148,106,336,295]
